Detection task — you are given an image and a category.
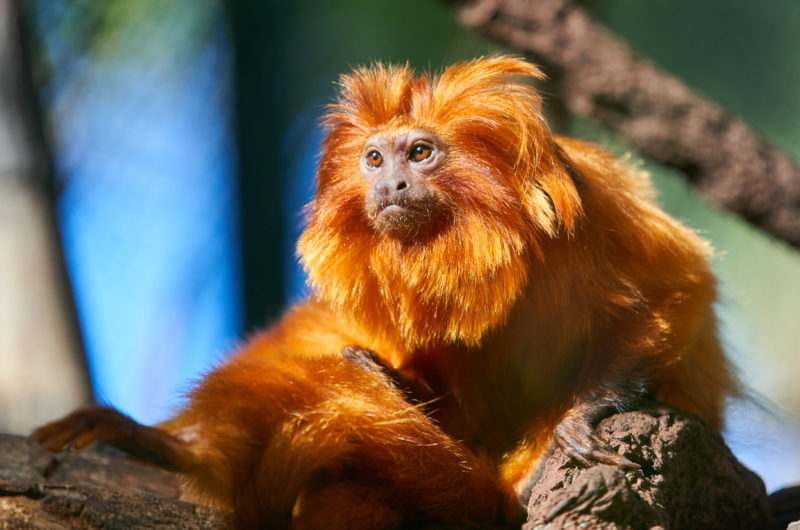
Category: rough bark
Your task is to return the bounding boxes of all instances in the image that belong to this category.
[524,403,772,529]
[447,0,800,249]
[0,434,228,528]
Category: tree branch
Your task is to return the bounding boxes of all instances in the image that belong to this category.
[447,0,800,248]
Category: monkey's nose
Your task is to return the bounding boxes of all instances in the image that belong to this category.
[374,177,410,202]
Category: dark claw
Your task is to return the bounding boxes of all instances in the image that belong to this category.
[553,410,640,470]
[341,346,433,399]
[342,347,386,374]
[516,419,639,509]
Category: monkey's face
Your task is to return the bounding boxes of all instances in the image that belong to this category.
[360,129,445,236]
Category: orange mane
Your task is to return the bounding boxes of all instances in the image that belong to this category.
[299,57,582,353]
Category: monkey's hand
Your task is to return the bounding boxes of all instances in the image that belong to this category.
[548,358,652,472]
[552,404,639,469]
[516,399,642,506]
[341,346,435,401]
[32,406,194,472]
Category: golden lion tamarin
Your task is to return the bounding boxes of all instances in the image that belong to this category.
[34,56,737,528]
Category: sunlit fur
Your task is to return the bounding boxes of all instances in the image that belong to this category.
[148,57,737,526]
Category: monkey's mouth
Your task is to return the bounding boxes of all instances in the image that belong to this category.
[369,198,441,235]
[377,203,406,220]
[375,201,417,227]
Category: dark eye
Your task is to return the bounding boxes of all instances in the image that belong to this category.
[366,150,383,168]
[410,144,433,162]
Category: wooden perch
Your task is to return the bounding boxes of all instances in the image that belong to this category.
[447,0,800,249]
[2,403,787,529]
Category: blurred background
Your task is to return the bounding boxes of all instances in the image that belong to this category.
[1,0,798,494]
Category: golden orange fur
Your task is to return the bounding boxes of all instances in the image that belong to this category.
[34,56,737,529]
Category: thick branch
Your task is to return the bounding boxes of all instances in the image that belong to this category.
[448,0,800,248]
